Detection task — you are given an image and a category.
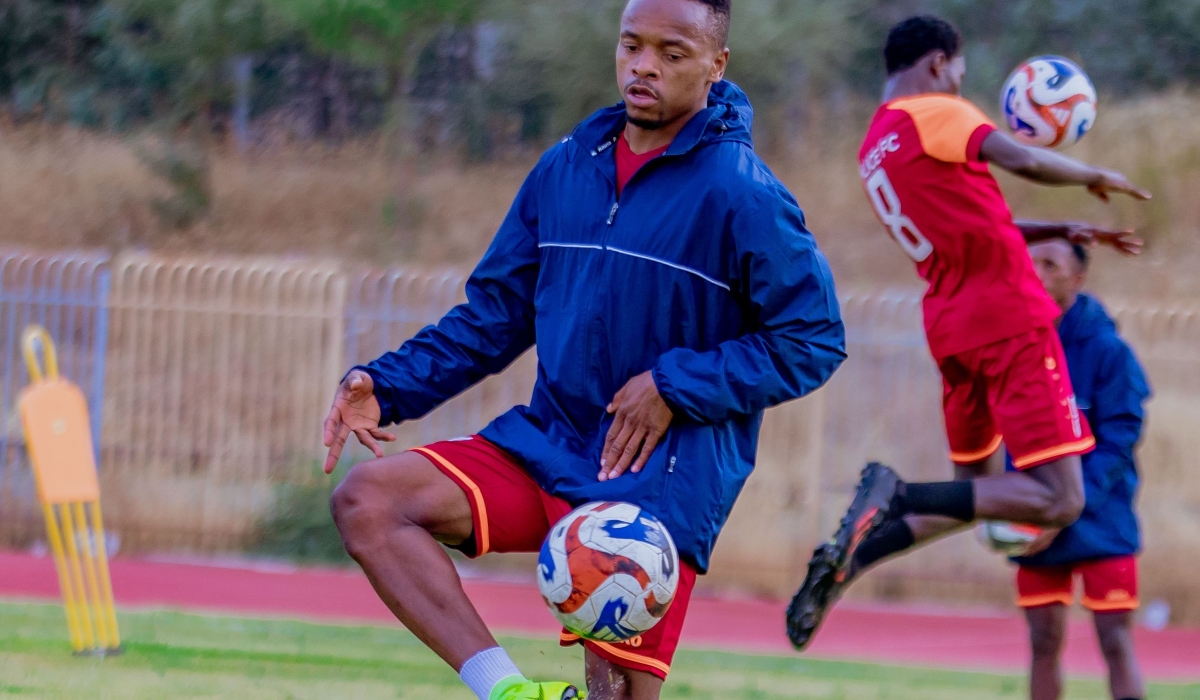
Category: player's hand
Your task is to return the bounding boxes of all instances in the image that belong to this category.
[322,370,395,474]
[599,372,673,482]
[1065,223,1144,256]
[1087,169,1151,203]
[1019,527,1062,557]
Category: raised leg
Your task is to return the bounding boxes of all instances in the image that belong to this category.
[329,452,494,669]
[973,455,1085,526]
[898,454,1085,551]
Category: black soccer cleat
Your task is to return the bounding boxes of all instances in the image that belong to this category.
[786,542,839,650]
[786,462,902,650]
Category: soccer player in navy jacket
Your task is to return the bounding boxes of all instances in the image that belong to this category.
[1018,237,1150,700]
[318,1,845,699]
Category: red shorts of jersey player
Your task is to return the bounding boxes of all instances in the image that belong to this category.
[1017,555,1139,612]
[941,326,1094,468]
[411,435,695,680]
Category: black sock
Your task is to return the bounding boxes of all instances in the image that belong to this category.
[851,519,915,576]
[896,481,975,522]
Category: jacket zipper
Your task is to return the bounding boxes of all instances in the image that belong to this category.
[660,454,678,509]
[605,138,695,227]
[595,114,726,230]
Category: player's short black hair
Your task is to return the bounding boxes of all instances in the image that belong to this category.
[688,0,731,48]
[884,15,963,75]
[1071,242,1090,269]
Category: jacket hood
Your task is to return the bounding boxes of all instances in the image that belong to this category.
[571,79,754,156]
[1059,293,1116,346]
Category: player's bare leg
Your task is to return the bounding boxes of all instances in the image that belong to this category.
[903,452,1084,547]
[901,456,1002,545]
[330,452,496,667]
[1026,603,1069,700]
[1094,611,1146,700]
[585,651,664,700]
[332,453,583,699]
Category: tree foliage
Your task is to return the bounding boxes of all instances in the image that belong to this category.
[0,0,1198,150]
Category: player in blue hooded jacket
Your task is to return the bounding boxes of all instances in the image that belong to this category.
[318,1,846,699]
[1016,237,1150,700]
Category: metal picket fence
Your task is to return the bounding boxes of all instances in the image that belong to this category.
[1,248,1198,619]
[97,253,347,551]
[0,250,110,545]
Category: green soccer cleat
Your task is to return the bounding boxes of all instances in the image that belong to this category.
[490,676,585,700]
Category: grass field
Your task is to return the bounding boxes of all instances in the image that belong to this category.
[2,601,1197,700]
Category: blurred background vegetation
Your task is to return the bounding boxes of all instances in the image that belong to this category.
[1,0,1199,294]
[5,0,1200,155]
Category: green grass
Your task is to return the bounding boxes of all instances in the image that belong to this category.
[1,601,1197,700]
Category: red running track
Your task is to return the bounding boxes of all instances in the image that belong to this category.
[2,551,1197,681]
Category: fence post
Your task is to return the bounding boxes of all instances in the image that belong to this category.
[90,268,110,465]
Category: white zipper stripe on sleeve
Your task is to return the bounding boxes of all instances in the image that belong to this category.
[538,242,732,292]
[605,246,731,291]
[538,242,605,251]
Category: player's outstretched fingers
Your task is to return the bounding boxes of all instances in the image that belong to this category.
[355,428,386,460]
[368,428,397,444]
[1110,231,1144,256]
[324,422,351,474]
[1090,171,1151,202]
[1125,184,1152,201]
[323,406,342,449]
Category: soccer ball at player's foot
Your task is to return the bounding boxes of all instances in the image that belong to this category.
[538,502,680,642]
[1002,55,1097,149]
[977,521,1043,556]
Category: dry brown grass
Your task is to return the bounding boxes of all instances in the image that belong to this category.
[3,93,1198,295]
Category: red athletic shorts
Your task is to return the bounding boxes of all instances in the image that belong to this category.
[939,325,1095,468]
[411,435,696,680]
[1017,555,1139,612]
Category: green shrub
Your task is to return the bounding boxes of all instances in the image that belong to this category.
[253,464,352,565]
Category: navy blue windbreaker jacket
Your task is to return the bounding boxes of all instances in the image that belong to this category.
[357,81,846,573]
[1014,294,1150,567]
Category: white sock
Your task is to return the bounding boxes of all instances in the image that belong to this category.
[459,646,523,700]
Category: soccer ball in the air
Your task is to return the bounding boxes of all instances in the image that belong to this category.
[1001,56,1097,149]
[977,521,1043,556]
[538,502,680,642]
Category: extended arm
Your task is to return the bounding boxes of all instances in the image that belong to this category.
[652,189,847,424]
[597,187,846,480]
[1016,221,1143,255]
[322,165,543,470]
[980,130,1151,202]
[360,177,542,426]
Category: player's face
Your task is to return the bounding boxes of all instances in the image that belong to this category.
[946,54,966,95]
[930,52,966,96]
[1029,240,1086,313]
[616,0,728,131]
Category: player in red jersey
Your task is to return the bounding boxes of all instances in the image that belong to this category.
[787,15,1150,649]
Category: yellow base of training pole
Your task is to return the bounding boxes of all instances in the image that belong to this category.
[20,325,122,656]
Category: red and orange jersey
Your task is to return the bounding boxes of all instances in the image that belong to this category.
[858,94,1061,359]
